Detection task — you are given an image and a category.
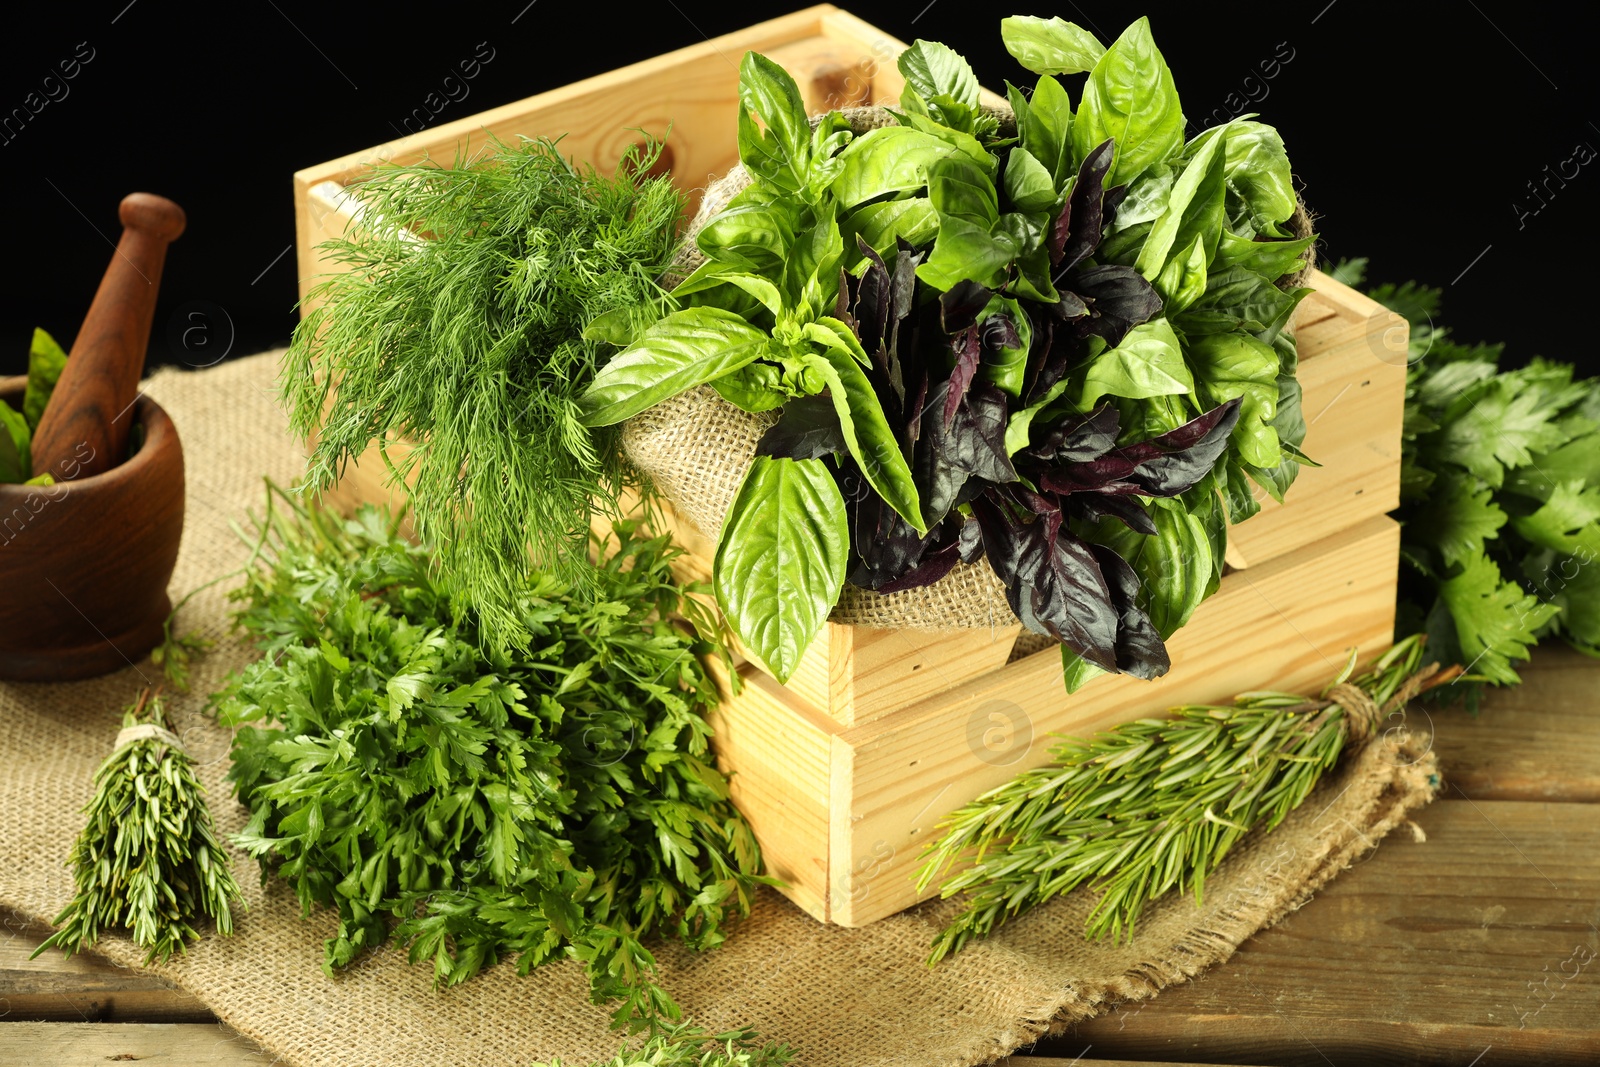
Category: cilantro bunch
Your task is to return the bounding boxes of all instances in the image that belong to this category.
[215,489,763,1030]
[1337,261,1600,689]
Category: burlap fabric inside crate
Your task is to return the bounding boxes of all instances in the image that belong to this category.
[0,351,1431,1067]
[624,106,1314,633]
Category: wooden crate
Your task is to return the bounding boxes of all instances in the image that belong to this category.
[290,6,1409,926]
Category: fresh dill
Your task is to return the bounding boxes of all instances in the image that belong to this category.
[282,135,684,645]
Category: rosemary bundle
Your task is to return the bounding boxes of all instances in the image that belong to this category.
[283,135,684,646]
[918,635,1456,962]
[34,688,243,965]
[538,1020,791,1067]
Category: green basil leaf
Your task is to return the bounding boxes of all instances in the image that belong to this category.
[805,347,925,532]
[1213,230,1315,280]
[1078,319,1195,409]
[695,189,803,271]
[1005,376,1071,455]
[1001,16,1106,75]
[1024,75,1075,186]
[714,456,848,683]
[1176,266,1305,336]
[1135,129,1225,282]
[1060,646,1106,694]
[1186,331,1282,469]
[1190,119,1297,236]
[1092,500,1213,636]
[803,316,873,368]
[25,327,68,430]
[1154,232,1209,313]
[917,218,1013,291]
[737,51,812,194]
[785,204,845,317]
[894,108,997,174]
[580,307,773,426]
[831,127,958,207]
[1073,16,1184,187]
[979,294,1033,397]
[841,199,939,262]
[925,153,998,227]
[898,39,980,112]
[0,399,30,483]
[711,363,790,413]
[1002,145,1059,212]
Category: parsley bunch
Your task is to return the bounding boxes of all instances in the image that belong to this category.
[215,487,762,1030]
[1333,261,1600,689]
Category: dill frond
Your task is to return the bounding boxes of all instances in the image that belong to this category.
[282,135,684,645]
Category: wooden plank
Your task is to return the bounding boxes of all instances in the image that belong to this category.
[707,665,839,922]
[0,1023,260,1065]
[1227,272,1408,569]
[1048,799,1600,1067]
[292,6,845,306]
[829,515,1400,926]
[1431,645,1600,802]
[832,623,1023,727]
[0,914,211,1024]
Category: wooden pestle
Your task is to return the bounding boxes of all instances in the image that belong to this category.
[30,193,186,481]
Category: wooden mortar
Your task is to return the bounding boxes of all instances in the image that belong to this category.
[0,377,185,681]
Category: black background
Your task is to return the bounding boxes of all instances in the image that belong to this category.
[4,1,1596,379]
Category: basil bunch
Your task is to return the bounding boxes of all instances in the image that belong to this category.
[583,16,1313,688]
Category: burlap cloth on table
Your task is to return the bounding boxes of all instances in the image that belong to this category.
[0,351,1431,1067]
[624,106,1317,633]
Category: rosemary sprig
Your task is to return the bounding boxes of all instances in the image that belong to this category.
[34,688,243,965]
[918,635,1455,962]
[282,134,684,647]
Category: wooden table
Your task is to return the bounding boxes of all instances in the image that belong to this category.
[3,647,1595,1067]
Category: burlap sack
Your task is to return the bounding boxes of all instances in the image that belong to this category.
[624,107,1315,633]
[0,351,1428,1067]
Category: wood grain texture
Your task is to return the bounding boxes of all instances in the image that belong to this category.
[0,915,208,1023]
[1042,800,1600,1067]
[828,515,1400,926]
[29,194,185,482]
[292,6,857,305]
[0,382,185,681]
[0,1023,262,1065]
[1429,645,1600,802]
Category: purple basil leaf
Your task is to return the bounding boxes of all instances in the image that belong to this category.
[958,514,984,563]
[877,535,961,593]
[1054,138,1114,275]
[853,235,892,360]
[1053,290,1090,320]
[920,380,1016,525]
[1026,404,1120,463]
[843,464,932,590]
[757,394,848,461]
[944,324,982,425]
[1090,542,1170,679]
[1068,493,1158,535]
[1037,455,1142,495]
[979,312,1021,356]
[939,279,992,333]
[1071,265,1163,349]
[1115,398,1242,497]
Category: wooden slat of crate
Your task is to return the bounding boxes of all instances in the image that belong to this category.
[1227,274,1408,569]
[823,513,1401,926]
[292,5,893,309]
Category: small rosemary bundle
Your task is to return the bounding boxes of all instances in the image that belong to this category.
[918,635,1457,962]
[34,688,243,965]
